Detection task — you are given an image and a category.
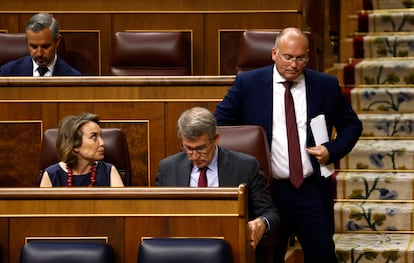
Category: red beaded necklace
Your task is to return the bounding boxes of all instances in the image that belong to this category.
[66,162,97,187]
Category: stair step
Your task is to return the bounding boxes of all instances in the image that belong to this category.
[359,9,414,33]
[354,34,414,59]
[335,201,414,231]
[358,113,414,137]
[340,139,414,170]
[336,171,414,200]
[334,233,414,263]
[365,0,414,9]
[351,87,414,113]
[351,59,414,85]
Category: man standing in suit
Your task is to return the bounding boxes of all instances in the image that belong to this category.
[0,13,80,76]
[215,27,362,262]
[156,106,280,262]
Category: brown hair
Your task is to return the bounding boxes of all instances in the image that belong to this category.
[56,112,99,165]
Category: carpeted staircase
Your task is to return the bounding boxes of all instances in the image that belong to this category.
[334,1,414,262]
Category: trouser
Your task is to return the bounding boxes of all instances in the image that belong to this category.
[271,176,337,263]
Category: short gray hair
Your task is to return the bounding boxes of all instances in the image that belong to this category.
[26,13,59,40]
[177,107,216,140]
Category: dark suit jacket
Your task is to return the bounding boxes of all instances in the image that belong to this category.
[0,56,81,76]
[156,146,280,235]
[214,65,363,207]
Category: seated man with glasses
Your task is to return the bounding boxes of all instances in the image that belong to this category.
[155,106,280,263]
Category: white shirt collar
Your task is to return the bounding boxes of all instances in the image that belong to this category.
[273,64,304,84]
[32,54,58,76]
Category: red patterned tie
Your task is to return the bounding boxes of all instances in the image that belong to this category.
[284,81,304,189]
[198,167,208,187]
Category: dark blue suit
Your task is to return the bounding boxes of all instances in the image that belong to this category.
[0,56,80,76]
[215,65,362,263]
[156,146,280,263]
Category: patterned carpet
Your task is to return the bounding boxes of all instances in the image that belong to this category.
[335,1,414,262]
[354,34,414,59]
[335,233,414,263]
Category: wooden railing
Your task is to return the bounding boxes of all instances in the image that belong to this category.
[0,185,251,263]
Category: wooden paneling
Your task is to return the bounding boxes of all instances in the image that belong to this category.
[0,76,233,99]
[304,0,335,69]
[0,76,232,187]
[0,0,302,12]
[0,14,19,33]
[206,11,303,75]
[0,187,250,263]
[0,0,307,75]
[339,0,363,62]
[60,31,101,75]
[0,218,9,263]
[0,121,42,187]
[100,121,149,186]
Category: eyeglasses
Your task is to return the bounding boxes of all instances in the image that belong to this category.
[278,52,309,64]
[181,140,213,157]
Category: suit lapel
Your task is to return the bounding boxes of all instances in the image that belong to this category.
[303,70,325,183]
[217,147,233,187]
[304,69,320,147]
[304,69,318,118]
[264,66,274,142]
[177,155,193,186]
[19,56,34,76]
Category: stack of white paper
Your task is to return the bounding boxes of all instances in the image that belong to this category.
[310,114,335,177]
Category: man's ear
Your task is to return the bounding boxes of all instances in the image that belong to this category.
[55,34,62,47]
[271,47,277,63]
[214,133,220,144]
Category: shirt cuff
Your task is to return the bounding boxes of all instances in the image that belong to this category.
[260,216,270,233]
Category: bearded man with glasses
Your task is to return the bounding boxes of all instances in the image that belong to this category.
[156,106,280,263]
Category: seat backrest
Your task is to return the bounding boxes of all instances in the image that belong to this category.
[0,33,29,67]
[111,32,191,76]
[217,125,272,185]
[235,30,318,74]
[39,128,131,186]
[19,241,115,263]
[137,238,233,263]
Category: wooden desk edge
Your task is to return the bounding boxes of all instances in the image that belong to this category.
[0,185,247,200]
